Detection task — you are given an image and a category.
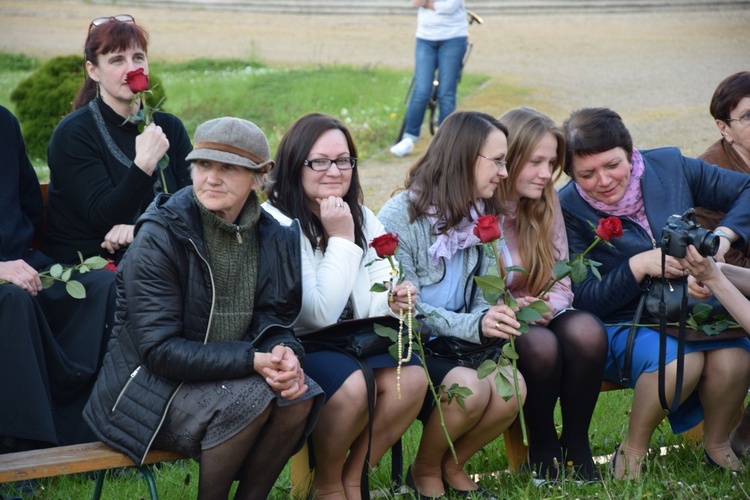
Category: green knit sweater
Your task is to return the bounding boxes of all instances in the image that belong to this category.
[196,191,261,343]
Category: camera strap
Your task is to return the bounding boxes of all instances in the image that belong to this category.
[657,251,688,413]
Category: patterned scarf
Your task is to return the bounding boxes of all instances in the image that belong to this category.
[575,149,653,239]
[424,198,484,265]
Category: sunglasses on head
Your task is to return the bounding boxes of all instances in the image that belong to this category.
[87,14,136,38]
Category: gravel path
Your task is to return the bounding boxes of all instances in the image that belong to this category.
[1,0,748,207]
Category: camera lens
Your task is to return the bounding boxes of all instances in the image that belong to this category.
[690,229,719,257]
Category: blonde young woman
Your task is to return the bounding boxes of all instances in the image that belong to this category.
[496,107,607,484]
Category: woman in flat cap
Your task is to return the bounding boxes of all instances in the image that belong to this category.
[84,117,324,499]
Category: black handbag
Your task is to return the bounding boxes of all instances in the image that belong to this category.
[301,315,417,358]
[424,336,506,370]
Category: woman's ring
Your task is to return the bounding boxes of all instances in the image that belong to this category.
[495,322,501,330]
[336,203,344,207]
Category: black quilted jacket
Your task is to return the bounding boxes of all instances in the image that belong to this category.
[83,186,303,464]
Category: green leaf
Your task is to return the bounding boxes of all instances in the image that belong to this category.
[505,294,518,311]
[516,306,542,323]
[40,275,55,289]
[474,275,506,295]
[552,260,572,280]
[493,371,514,400]
[157,154,170,171]
[78,264,89,274]
[506,265,529,275]
[61,267,72,282]
[65,280,86,299]
[373,324,397,341]
[370,283,388,293]
[516,322,529,334]
[477,359,497,379]
[590,265,602,282]
[50,263,63,279]
[527,300,550,315]
[570,259,588,283]
[83,256,108,270]
[501,342,519,360]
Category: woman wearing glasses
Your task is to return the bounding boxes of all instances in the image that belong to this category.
[45,14,192,265]
[262,113,427,499]
[695,71,750,268]
[378,111,522,497]
[694,70,750,463]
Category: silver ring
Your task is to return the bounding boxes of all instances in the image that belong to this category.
[336,203,344,207]
[495,322,502,330]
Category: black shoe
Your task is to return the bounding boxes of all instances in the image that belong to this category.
[442,479,498,499]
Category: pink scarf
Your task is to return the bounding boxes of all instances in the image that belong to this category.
[575,149,653,239]
[424,199,484,265]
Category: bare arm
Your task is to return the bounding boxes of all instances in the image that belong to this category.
[679,246,750,333]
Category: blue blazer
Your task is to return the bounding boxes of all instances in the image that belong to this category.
[558,147,750,322]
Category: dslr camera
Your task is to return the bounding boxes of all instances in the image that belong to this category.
[660,208,719,258]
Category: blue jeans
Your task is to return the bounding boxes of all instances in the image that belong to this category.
[403,36,467,140]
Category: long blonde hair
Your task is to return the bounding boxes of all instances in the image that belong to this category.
[498,107,565,296]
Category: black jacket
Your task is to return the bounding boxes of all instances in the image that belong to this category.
[83,186,303,464]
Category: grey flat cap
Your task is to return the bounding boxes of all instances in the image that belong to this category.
[186,117,275,172]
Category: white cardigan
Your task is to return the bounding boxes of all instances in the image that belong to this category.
[262,202,397,334]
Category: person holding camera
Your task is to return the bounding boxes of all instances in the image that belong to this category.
[558,107,750,477]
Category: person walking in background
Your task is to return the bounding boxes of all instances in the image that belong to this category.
[558,107,750,477]
[45,14,192,265]
[694,70,750,462]
[390,0,468,157]
[497,107,607,484]
[263,112,426,499]
[84,117,324,499]
[380,111,522,498]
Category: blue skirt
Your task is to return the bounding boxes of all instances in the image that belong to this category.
[304,350,421,398]
[605,324,750,433]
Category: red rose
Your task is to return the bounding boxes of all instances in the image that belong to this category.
[595,216,623,241]
[473,215,501,243]
[370,233,399,258]
[126,68,149,93]
[103,258,117,272]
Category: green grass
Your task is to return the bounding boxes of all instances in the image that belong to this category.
[1,51,749,498]
[4,390,748,499]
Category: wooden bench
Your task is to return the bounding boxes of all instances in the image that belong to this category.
[0,441,189,499]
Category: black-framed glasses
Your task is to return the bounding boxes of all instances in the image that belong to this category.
[303,157,357,171]
[726,112,750,127]
[88,14,136,37]
[477,154,507,169]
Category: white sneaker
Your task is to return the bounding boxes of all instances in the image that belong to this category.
[390,137,414,157]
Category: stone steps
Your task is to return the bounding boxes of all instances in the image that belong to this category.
[90,0,750,15]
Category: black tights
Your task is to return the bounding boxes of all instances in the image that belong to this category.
[515,310,607,479]
[198,399,313,500]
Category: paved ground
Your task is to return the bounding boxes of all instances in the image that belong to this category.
[1,0,748,207]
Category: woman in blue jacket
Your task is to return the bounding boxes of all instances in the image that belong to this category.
[558,107,750,477]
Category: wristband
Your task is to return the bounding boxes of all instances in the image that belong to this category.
[714,229,734,243]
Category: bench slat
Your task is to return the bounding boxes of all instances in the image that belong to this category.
[0,442,188,483]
